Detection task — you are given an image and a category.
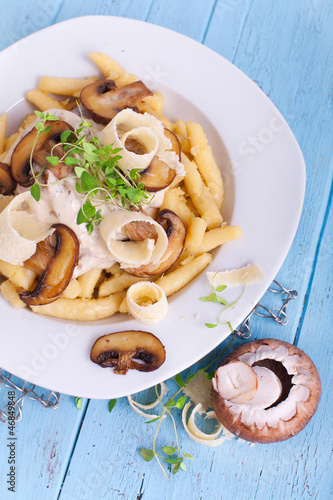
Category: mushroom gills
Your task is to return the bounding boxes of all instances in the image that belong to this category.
[80,79,153,124]
[90,330,166,375]
[18,223,79,305]
[252,358,293,408]
[0,163,17,195]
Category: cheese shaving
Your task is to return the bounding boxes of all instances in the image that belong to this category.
[0,192,54,265]
[127,281,168,324]
[182,403,232,446]
[101,108,184,175]
[99,210,168,268]
[206,263,264,287]
[127,382,167,420]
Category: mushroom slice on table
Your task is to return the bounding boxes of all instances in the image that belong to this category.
[0,163,17,195]
[90,330,166,375]
[80,79,153,124]
[125,209,186,277]
[11,120,74,187]
[18,224,79,306]
[212,339,321,443]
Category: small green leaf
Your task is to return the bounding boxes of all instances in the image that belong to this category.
[30,183,40,202]
[46,156,59,166]
[163,458,182,465]
[60,129,72,143]
[216,297,231,306]
[45,114,59,121]
[76,180,83,193]
[40,125,51,134]
[204,371,215,381]
[64,156,80,166]
[82,200,96,219]
[108,399,117,413]
[175,396,187,409]
[86,222,94,235]
[175,373,185,387]
[173,463,180,474]
[75,397,82,410]
[215,285,227,292]
[139,449,155,462]
[226,321,234,332]
[145,416,161,424]
[200,292,216,302]
[81,171,98,192]
[161,446,176,455]
[35,121,46,133]
[77,208,89,225]
[166,400,176,408]
[180,462,187,471]
[74,166,86,178]
[205,323,218,328]
[183,452,194,460]
[34,111,45,119]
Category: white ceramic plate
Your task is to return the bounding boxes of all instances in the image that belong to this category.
[0,16,305,399]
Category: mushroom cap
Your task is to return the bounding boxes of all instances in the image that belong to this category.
[212,338,321,443]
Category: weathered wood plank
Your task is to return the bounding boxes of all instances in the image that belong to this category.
[56,0,154,22]
[0,382,88,499]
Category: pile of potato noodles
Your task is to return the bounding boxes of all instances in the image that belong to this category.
[0,53,242,321]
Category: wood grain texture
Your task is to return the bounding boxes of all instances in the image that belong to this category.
[0,1,332,499]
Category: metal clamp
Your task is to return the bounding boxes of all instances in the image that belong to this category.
[234,280,297,339]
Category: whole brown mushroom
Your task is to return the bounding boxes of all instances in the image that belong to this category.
[212,339,321,443]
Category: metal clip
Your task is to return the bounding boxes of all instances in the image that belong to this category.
[234,280,297,339]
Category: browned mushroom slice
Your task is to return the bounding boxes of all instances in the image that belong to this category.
[11,120,73,187]
[80,79,153,124]
[139,129,180,192]
[0,163,17,195]
[23,236,55,276]
[90,330,166,375]
[18,224,79,306]
[125,209,186,277]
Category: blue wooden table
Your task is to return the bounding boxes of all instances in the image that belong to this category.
[0,1,332,499]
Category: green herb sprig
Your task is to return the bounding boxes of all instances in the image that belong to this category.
[29,110,151,234]
[200,275,247,329]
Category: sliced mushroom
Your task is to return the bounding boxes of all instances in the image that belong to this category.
[23,236,55,276]
[212,339,322,443]
[127,128,180,192]
[0,163,17,195]
[80,79,153,124]
[11,120,73,187]
[125,209,186,277]
[18,224,79,305]
[90,330,166,375]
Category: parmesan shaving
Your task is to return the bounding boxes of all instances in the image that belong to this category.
[0,192,54,265]
[182,403,232,447]
[126,281,168,324]
[206,263,264,287]
[99,210,168,268]
[127,382,168,420]
[182,372,213,414]
[101,108,184,175]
